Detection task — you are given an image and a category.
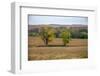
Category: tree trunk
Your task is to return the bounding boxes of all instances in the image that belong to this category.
[63,42,66,46]
[45,38,48,46]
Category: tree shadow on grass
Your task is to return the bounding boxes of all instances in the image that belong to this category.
[37,45,67,47]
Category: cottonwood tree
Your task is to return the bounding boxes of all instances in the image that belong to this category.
[60,28,71,46]
[40,26,55,46]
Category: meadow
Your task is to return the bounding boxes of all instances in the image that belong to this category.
[28,36,88,60]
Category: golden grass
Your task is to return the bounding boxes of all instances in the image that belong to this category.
[28,36,88,60]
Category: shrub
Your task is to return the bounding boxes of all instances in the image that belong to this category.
[80,32,88,39]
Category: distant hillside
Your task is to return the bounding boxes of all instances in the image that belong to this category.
[28,24,88,32]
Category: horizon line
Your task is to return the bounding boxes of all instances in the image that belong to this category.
[28,24,88,26]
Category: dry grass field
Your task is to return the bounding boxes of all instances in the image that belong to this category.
[28,36,88,60]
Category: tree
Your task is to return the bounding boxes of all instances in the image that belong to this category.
[40,26,55,46]
[80,32,88,39]
[60,29,71,46]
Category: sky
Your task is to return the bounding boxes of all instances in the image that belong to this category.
[28,15,88,25]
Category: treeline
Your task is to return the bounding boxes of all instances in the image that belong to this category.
[28,26,88,39]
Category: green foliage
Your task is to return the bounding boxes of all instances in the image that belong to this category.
[79,29,88,33]
[28,32,38,36]
[40,26,55,46]
[80,32,88,39]
[70,29,88,39]
[60,29,71,46]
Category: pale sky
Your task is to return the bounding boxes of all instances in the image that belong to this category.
[28,15,88,25]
